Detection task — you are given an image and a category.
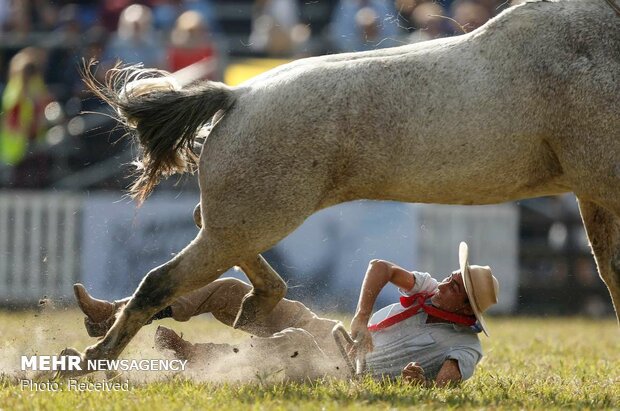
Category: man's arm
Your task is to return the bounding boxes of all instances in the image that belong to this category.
[354,260,415,320]
[350,260,415,349]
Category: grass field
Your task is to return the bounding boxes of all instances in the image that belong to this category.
[0,308,618,410]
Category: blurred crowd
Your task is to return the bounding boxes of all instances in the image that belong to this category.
[0,0,524,188]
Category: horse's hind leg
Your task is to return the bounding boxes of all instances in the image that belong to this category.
[234,254,287,329]
[193,203,202,228]
[194,203,284,328]
[577,198,620,324]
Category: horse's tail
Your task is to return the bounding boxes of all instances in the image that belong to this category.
[82,62,235,203]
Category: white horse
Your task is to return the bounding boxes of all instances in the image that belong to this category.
[69,0,619,370]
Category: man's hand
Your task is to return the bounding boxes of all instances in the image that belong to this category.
[349,314,374,357]
[435,359,462,387]
[402,362,427,386]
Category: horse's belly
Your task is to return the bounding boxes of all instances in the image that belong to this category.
[352,130,569,206]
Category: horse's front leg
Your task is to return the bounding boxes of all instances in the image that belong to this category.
[578,199,620,324]
[57,232,232,376]
[58,264,183,377]
[233,254,287,329]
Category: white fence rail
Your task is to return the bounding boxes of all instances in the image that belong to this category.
[0,192,81,304]
[417,204,519,313]
[0,192,518,312]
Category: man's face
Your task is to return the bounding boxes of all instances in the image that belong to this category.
[430,271,473,315]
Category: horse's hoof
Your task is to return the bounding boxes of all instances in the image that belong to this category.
[54,347,89,379]
[84,344,104,360]
[232,292,279,329]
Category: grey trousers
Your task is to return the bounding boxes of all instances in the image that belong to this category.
[168,278,350,381]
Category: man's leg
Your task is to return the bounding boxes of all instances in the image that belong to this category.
[75,278,333,338]
[76,279,349,379]
[157,324,340,381]
[165,278,348,378]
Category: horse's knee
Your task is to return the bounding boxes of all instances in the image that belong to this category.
[251,274,286,301]
[193,203,202,228]
[212,278,253,303]
[247,276,287,300]
[131,261,180,311]
[241,256,287,299]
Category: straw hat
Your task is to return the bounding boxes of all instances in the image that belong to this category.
[459,242,499,336]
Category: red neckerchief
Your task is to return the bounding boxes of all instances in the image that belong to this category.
[367,291,476,332]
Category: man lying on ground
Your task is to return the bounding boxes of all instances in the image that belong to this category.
[74,242,498,386]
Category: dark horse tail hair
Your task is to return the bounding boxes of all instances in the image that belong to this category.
[82,61,235,204]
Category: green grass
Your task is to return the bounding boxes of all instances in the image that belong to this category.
[0,309,618,410]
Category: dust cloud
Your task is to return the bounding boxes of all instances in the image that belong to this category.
[0,300,350,386]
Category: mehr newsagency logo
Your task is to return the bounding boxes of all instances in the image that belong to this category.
[19,355,188,392]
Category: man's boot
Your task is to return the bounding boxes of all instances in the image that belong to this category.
[73,283,123,337]
[154,326,236,364]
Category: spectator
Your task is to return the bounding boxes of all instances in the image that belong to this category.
[394,0,418,19]
[408,2,448,43]
[8,0,59,33]
[100,0,133,32]
[330,0,402,53]
[450,0,492,34]
[4,0,30,36]
[0,0,9,32]
[393,0,418,32]
[152,0,180,32]
[82,26,109,69]
[79,27,110,112]
[73,1,101,29]
[0,47,51,186]
[183,0,221,34]
[476,0,509,17]
[167,10,220,79]
[102,4,165,69]
[249,0,311,57]
[255,0,300,31]
[355,7,382,50]
[44,4,84,104]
